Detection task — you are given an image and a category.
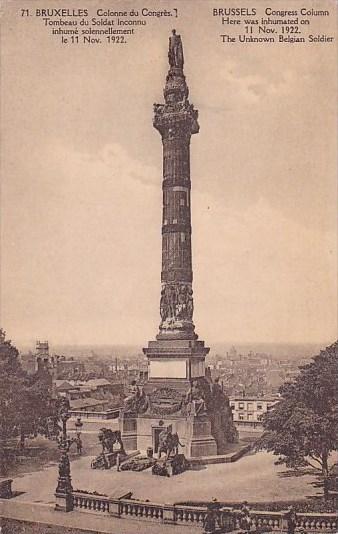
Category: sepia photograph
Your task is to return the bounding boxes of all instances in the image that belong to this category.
[0,1,337,533]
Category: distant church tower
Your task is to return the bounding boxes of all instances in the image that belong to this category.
[36,340,56,383]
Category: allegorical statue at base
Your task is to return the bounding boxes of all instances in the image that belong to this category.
[91,428,126,470]
[122,380,149,414]
[158,428,184,459]
[184,380,207,416]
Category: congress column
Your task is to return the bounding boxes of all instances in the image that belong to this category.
[153,29,199,341]
[143,30,209,393]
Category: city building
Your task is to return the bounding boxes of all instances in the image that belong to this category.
[54,355,85,379]
[230,395,279,430]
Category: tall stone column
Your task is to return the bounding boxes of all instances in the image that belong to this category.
[143,30,209,393]
[154,38,199,340]
[124,32,218,457]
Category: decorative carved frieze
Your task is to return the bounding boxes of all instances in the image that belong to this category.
[160,283,194,323]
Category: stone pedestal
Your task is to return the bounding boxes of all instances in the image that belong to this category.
[0,478,13,499]
[119,413,137,451]
[129,413,217,459]
[55,491,73,512]
[143,337,209,396]
[162,505,176,524]
[109,500,121,517]
[185,416,217,457]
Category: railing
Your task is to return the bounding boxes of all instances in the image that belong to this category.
[296,513,337,532]
[118,498,164,521]
[237,510,283,531]
[71,492,337,531]
[174,504,207,526]
[72,492,110,513]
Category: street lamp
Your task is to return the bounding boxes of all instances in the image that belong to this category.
[74,416,83,439]
[55,397,74,512]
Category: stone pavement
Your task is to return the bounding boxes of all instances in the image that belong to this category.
[10,451,319,505]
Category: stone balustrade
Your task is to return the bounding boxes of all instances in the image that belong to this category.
[237,510,282,531]
[174,504,207,525]
[71,491,337,532]
[72,492,110,513]
[295,512,337,532]
[118,498,164,521]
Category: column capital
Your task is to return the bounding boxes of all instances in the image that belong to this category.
[153,103,199,139]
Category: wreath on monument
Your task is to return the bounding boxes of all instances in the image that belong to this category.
[147,387,184,416]
[149,403,182,416]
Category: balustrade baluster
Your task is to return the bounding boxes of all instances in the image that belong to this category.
[70,495,337,532]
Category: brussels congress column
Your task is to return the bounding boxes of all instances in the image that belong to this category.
[143,30,209,393]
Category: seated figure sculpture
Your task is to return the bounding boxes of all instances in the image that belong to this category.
[123,381,149,414]
[123,380,140,412]
[185,380,207,416]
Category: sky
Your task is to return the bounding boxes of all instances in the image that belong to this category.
[1,0,337,347]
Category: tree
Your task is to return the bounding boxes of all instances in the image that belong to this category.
[18,377,57,449]
[257,341,338,497]
[0,330,25,474]
[0,329,58,473]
